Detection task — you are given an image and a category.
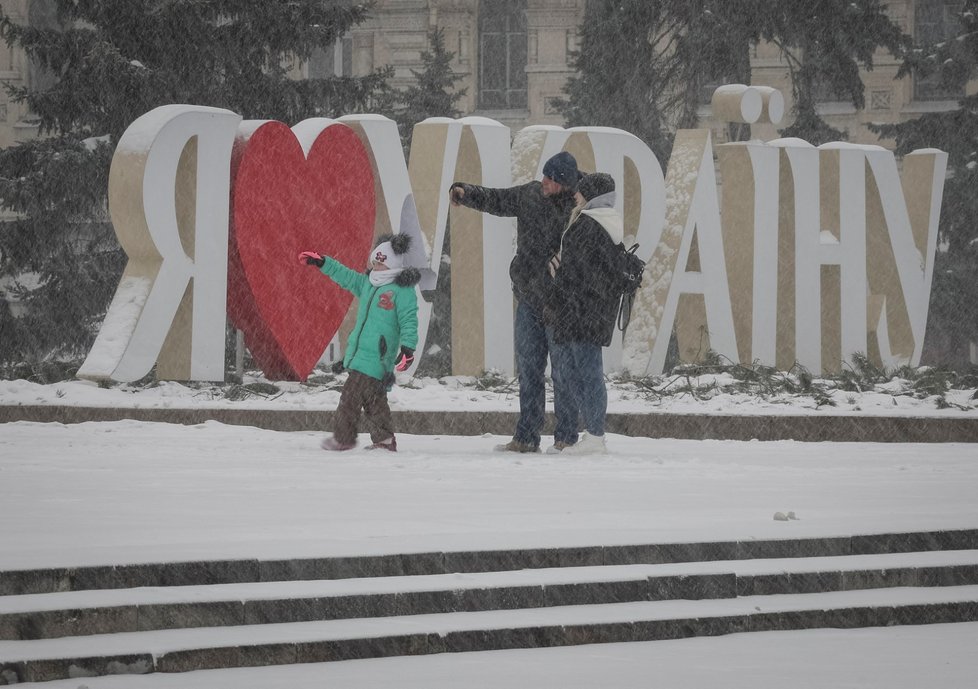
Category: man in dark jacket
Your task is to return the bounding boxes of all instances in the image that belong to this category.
[547,172,623,455]
[449,151,581,453]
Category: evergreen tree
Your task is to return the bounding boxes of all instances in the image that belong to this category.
[0,136,117,375]
[655,1,764,139]
[558,0,674,160]
[0,0,394,371]
[764,0,908,144]
[396,26,467,146]
[870,0,978,365]
[560,0,908,152]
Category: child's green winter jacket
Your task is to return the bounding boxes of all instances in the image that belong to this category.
[320,257,420,381]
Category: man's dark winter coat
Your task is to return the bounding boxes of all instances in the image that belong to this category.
[452,181,578,313]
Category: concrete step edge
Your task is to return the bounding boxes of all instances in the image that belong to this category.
[3,528,977,596]
[4,551,978,640]
[2,585,977,683]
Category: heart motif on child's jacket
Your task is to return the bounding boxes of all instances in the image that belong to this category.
[227,120,375,380]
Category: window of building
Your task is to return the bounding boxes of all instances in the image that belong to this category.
[478,0,527,110]
[914,0,965,100]
[27,0,60,94]
[309,34,353,78]
[813,77,851,104]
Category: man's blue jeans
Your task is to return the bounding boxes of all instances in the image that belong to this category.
[513,300,577,447]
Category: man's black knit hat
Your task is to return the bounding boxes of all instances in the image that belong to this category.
[542,151,579,188]
[578,172,615,201]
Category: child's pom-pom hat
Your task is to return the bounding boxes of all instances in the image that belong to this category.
[370,233,412,270]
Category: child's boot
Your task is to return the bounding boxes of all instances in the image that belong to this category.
[321,436,356,451]
[366,436,397,452]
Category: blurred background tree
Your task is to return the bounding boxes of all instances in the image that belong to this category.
[767,0,908,144]
[557,1,675,161]
[396,26,467,147]
[560,0,909,153]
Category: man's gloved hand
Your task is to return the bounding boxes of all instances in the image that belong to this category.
[395,346,415,372]
[449,183,470,206]
[331,360,345,374]
[298,251,325,267]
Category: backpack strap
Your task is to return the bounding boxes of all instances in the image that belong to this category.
[617,291,635,334]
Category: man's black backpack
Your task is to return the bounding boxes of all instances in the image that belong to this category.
[612,243,645,335]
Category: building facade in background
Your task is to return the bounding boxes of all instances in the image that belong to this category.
[0,0,974,148]
[335,0,974,145]
[0,0,57,147]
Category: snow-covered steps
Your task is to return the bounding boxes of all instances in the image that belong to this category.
[3,528,976,596]
[2,550,978,642]
[1,586,977,683]
[1,530,978,683]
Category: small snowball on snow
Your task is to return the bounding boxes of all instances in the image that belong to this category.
[773,512,789,521]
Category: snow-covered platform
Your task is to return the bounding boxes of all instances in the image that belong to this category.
[2,374,977,444]
[2,405,977,442]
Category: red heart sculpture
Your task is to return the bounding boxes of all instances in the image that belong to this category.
[228,121,375,380]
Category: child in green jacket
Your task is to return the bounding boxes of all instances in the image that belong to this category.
[299,234,420,452]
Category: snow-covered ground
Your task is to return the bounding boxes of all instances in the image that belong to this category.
[1,375,977,687]
[4,420,978,570]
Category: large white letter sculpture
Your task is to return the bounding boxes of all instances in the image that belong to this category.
[437,117,517,376]
[864,147,946,368]
[714,138,946,373]
[84,93,947,382]
[78,105,240,382]
[623,129,739,376]
[717,140,782,367]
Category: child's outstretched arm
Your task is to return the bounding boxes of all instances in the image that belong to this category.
[298,251,367,295]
